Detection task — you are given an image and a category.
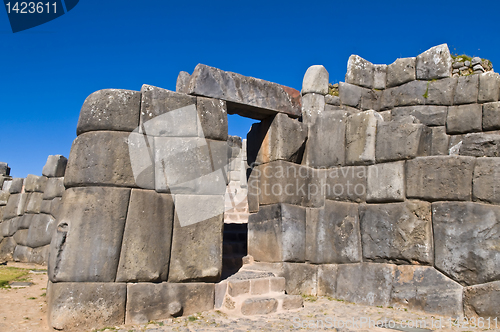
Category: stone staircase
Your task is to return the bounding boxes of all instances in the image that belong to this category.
[215,258,303,316]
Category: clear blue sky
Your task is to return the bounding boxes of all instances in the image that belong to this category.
[1,0,499,177]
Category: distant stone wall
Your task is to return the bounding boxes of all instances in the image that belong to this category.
[0,156,67,265]
[224,136,249,224]
[247,44,500,320]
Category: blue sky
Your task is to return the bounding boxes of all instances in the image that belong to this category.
[1,0,499,177]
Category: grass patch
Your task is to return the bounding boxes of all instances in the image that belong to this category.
[187,315,197,322]
[0,266,30,288]
[301,295,318,302]
[27,297,36,300]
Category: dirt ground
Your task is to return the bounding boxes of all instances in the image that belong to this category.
[1,262,499,332]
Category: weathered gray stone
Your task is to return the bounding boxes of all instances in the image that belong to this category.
[317,264,338,297]
[0,191,10,206]
[324,166,367,203]
[464,281,500,319]
[301,93,325,125]
[248,203,306,263]
[378,110,392,122]
[425,77,457,106]
[392,265,463,317]
[416,44,453,80]
[376,122,431,162]
[367,161,405,202]
[446,104,483,134]
[386,57,416,88]
[454,75,479,105]
[50,197,63,220]
[26,214,56,248]
[478,72,500,103]
[406,156,475,201]
[42,155,67,178]
[433,202,500,285]
[282,295,304,310]
[76,89,141,135]
[196,97,228,140]
[176,71,191,94]
[339,82,382,110]
[48,282,126,330]
[247,113,307,165]
[345,55,374,88]
[3,193,28,219]
[346,110,381,165]
[282,263,318,295]
[0,162,9,176]
[250,278,270,295]
[257,161,325,208]
[43,177,65,200]
[381,81,426,110]
[48,187,131,282]
[17,214,33,229]
[473,158,500,204]
[459,133,500,157]
[13,245,32,262]
[302,65,329,95]
[430,126,450,155]
[116,189,174,282]
[0,237,16,261]
[227,279,250,297]
[324,94,340,106]
[13,229,29,246]
[126,282,214,324]
[139,84,198,137]
[30,245,49,265]
[373,64,387,90]
[9,178,24,194]
[40,200,51,214]
[392,106,448,126]
[168,195,223,282]
[336,263,395,307]
[360,201,433,264]
[306,201,361,264]
[187,64,302,120]
[154,137,228,195]
[241,297,278,315]
[24,192,43,214]
[247,167,259,213]
[64,131,137,188]
[303,110,347,167]
[482,102,500,131]
[24,175,47,193]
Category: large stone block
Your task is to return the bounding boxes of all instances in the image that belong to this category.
[42,155,68,178]
[473,158,500,204]
[336,263,395,307]
[48,187,131,282]
[13,245,32,262]
[187,64,301,120]
[196,97,228,141]
[116,189,174,282]
[416,44,452,80]
[76,89,141,135]
[0,237,16,261]
[64,131,137,188]
[3,193,28,219]
[406,156,475,201]
[0,162,9,176]
[380,81,427,110]
[247,113,307,165]
[373,64,387,90]
[0,191,8,206]
[248,203,306,263]
[483,102,500,131]
[338,82,382,111]
[376,121,431,162]
[301,93,325,125]
[446,104,483,134]
[126,282,214,324]
[324,166,367,203]
[168,195,223,282]
[306,201,361,264]
[346,110,381,165]
[139,84,198,137]
[391,265,463,317]
[176,71,191,94]
[26,214,56,248]
[430,126,450,155]
[1,218,17,237]
[433,202,500,285]
[247,167,259,213]
[24,174,47,193]
[302,65,329,95]
[257,161,325,208]
[154,137,228,195]
[464,281,500,319]
[303,110,347,167]
[478,72,500,103]
[454,75,479,105]
[386,57,416,88]
[425,77,457,106]
[282,263,318,295]
[43,177,65,200]
[367,161,405,202]
[392,105,448,126]
[18,214,33,229]
[30,245,49,265]
[50,197,63,220]
[8,177,24,194]
[459,133,500,157]
[13,229,29,246]
[24,192,43,214]
[317,264,338,297]
[345,55,374,88]
[48,282,126,330]
[359,201,433,264]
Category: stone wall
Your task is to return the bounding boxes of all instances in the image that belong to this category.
[247,44,500,319]
[0,156,67,265]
